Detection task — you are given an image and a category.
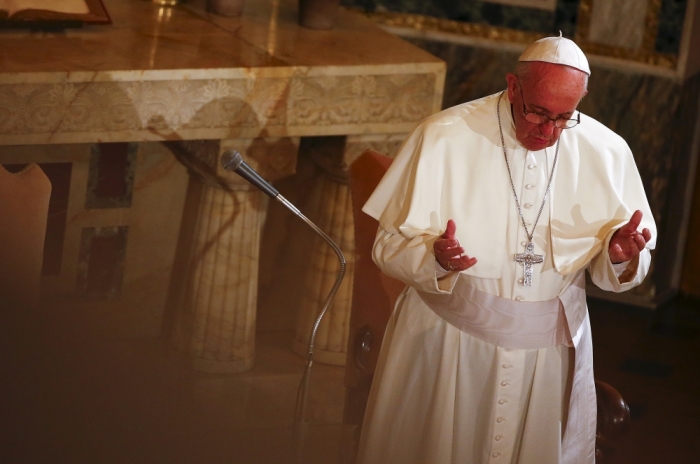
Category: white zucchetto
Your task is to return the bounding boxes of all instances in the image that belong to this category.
[519,32,591,75]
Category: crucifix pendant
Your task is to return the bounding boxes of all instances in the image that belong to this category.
[515,241,544,287]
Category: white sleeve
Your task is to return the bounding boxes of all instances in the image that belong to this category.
[588,227,652,292]
[372,226,460,294]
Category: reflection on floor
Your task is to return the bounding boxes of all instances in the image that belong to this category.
[1,295,698,463]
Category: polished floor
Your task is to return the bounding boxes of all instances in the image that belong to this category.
[588,295,700,464]
[1,294,698,463]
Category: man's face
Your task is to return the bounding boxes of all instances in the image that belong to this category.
[505,63,588,151]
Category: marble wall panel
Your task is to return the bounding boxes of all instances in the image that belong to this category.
[344,1,565,31]
[656,0,688,54]
[589,0,649,50]
[86,143,137,209]
[681,112,700,295]
[344,0,687,55]
[663,72,700,296]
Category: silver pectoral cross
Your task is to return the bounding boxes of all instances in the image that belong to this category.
[515,242,544,287]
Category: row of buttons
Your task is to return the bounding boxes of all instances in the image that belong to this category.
[492,360,514,460]
[518,156,542,298]
[522,161,538,224]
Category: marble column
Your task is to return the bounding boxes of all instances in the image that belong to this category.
[168,138,298,373]
[292,134,405,366]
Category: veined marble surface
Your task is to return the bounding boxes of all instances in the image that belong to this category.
[588,0,649,50]
[0,0,445,144]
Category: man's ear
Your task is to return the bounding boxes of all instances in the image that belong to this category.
[505,73,518,104]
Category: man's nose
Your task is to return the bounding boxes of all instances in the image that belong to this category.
[539,120,556,136]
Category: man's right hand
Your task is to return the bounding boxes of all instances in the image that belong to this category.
[433,219,478,272]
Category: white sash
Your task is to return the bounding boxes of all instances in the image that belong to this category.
[417,274,586,349]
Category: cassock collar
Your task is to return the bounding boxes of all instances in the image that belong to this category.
[497,90,519,148]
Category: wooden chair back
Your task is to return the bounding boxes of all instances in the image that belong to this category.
[344,150,405,426]
[0,164,51,309]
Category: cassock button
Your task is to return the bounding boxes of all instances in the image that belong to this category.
[492,452,501,458]
[518,278,524,284]
[502,364,513,369]
[524,203,533,208]
[527,164,536,170]
[520,241,527,246]
[498,399,507,405]
[496,417,505,423]
[495,435,503,441]
[525,184,534,189]
[500,381,510,386]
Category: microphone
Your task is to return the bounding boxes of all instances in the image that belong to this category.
[220,150,280,198]
[220,149,346,428]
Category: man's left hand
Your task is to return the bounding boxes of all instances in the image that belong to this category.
[609,210,652,264]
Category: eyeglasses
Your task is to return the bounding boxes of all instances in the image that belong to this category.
[518,85,580,129]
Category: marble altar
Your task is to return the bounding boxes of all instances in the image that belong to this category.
[0,0,444,372]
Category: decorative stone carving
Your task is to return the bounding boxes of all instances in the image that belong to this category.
[288,74,436,127]
[0,74,436,143]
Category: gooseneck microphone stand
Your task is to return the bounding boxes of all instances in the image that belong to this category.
[220,150,346,461]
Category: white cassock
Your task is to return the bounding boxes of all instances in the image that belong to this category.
[356,92,656,464]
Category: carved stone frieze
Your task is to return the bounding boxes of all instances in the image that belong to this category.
[288,74,436,127]
[0,74,438,143]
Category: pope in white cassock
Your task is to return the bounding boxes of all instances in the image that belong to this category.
[356,35,656,464]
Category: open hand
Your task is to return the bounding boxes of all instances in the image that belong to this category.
[433,219,477,272]
[609,210,652,264]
